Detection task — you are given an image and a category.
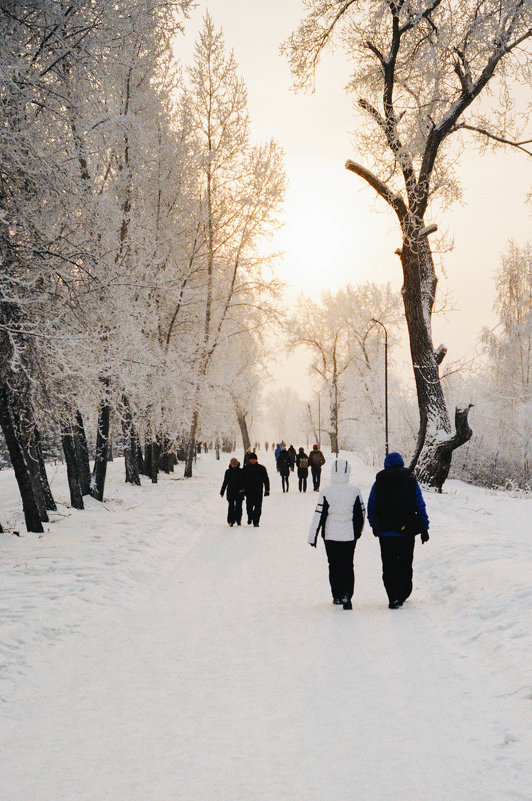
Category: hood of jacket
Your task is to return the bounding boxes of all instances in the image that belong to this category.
[330,458,351,484]
[384,451,404,469]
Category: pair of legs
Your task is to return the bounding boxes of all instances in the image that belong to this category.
[245,491,263,526]
[311,465,322,491]
[280,471,289,492]
[226,493,243,526]
[379,536,415,606]
[324,540,356,604]
[298,474,307,492]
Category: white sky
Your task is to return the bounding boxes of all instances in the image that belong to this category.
[175,1,531,395]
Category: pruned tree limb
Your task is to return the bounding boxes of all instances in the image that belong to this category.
[345,159,407,221]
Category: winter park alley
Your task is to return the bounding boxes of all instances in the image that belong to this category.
[0,450,530,801]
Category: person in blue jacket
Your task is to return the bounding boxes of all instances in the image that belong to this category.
[367,452,429,609]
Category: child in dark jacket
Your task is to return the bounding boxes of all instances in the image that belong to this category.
[296,447,309,492]
[220,457,245,526]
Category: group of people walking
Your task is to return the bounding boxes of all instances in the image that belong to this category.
[220,452,270,527]
[220,448,429,610]
[308,451,429,610]
[274,443,326,493]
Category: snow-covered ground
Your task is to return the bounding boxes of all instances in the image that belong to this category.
[0,450,530,800]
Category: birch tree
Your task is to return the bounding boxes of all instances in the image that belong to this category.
[284,0,531,489]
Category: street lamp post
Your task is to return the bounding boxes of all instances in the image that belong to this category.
[371,318,389,457]
[318,392,321,450]
[334,380,339,457]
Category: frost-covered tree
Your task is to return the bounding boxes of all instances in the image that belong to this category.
[287,283,402,453]
[284,0,531,489]
[264,386,307,445]
[484,241,531,483]
[0,1,109,529]
[182,14,285,476]
[0,1,193,524]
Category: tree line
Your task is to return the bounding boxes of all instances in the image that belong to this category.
[0,4,284,532]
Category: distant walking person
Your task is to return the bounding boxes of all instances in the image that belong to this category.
[220,458,244,526]
[367,452,429,609]
[296,447,309,492]
[308,458,365,609]
[287,445,296,471]
[309,444,326,491]
[277,447,291,492]
[242,453,270,527]
[243,447,253,467]
[274,443,281,463]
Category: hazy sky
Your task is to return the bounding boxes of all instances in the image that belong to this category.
[176,1,531,395]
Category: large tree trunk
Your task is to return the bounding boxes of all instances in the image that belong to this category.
[62,425,84,510]
[135,436,145,475]
[143,439,152,478]
[184,408,199,478]
[329,385,338,456]
[74,410,91,495]
[159,437,175,474]
[121,396,140,486]
[34,428,57,511]
[234,401,251,452]
[400,230,473,490]
[0,385,43,533]
[14,404,49,522]
[148,439,159,484]
[90,395,110,502]
[417,405,473,489]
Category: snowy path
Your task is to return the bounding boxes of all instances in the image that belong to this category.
[1,454,530,800]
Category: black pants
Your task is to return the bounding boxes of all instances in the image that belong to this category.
[324,539,356,601]
[311,465,322,490]
[298,475,307,492]
[379,536,415,604]
[280,471,289,492]
[226,492,243,525]
[245,490,263,525]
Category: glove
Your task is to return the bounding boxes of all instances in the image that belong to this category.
[309,541,316,548]
[264,490,270,497]
[220,491,224,497]
[421,531,429,544]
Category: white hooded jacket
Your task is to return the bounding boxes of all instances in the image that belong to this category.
[308,458,365,545]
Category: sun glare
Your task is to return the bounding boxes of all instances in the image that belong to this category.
[279,207,345,294]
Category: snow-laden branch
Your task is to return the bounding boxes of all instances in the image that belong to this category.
[345,159,407,221]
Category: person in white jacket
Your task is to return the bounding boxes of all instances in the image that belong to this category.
[308,457,365,609]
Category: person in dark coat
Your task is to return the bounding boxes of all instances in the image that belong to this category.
[308,444,326,491]
[277,447,291,492]
[287,445,296,471]
[242,453,270,527]
[296,447,309,492]
[220,457,245,526]
[243,447,253,467]
[367,452,429,609]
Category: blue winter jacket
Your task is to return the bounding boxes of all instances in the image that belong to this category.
[367,452,429,536]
